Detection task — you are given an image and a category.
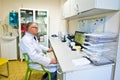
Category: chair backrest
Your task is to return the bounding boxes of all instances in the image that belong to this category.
[23,53,51,80]
[23,53,48,72]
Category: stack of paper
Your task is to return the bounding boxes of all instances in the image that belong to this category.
[72,58,91,66]
[84,32,118,43]
[82,32,118,62]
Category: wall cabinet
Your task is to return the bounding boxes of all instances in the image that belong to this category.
[78,0,120,12]
[63,0,70,18]
[19,8,49,60]
[70,0,79,17]
[63,0,120,19]
[63,0,79,18]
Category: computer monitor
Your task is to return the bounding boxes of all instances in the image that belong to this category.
[74,31,85,46]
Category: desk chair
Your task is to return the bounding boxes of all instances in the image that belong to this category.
[0,58,9,77]
[23,53,51,80]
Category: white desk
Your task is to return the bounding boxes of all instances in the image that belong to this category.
[50,37,114,80]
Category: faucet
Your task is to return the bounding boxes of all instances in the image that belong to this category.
[9,32,12,36]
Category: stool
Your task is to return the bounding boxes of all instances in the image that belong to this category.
[0,58,9,77]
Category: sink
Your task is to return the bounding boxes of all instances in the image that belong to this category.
[1,36,16,41]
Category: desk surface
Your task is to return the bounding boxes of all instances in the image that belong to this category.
[50,38,113,72]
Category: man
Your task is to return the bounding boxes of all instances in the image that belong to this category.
[19,22,57,80]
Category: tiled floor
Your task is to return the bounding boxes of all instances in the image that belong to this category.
[0,60,45,80]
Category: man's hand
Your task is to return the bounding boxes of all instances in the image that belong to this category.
[51,58,57,64]
[48,48,53,52]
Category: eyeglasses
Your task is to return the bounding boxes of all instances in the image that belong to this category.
[31,27,38,29]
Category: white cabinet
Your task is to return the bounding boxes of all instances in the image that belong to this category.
[70,0,79,16]
[63,0,120,19]
[78,0,120,12]
[19,8,49,60]
[77,0,94,12]
[19,8,49,47]
[63,0,78,18]
[0,37,17,60]
[63,64,113,80]
[63,0,71,18]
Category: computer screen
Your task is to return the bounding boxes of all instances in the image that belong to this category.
[74,31,85,46]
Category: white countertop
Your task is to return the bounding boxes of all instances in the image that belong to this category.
[50,37,113,73]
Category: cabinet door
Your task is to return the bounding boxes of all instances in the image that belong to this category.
[1,39,17,60]
[35,10,48,47]
[77,0,120,12]
[19,9,48,47]
[65,64,113,80]
[1,41,9,59]
[70,0,79,16]
[77,0,95,12]
[63,0,71,18]
[95,0,120,10]
[20,9,33,37]
[8,40,17,60]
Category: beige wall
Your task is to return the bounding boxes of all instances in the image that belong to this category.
[68,11,120,34]
[0,0,67,36]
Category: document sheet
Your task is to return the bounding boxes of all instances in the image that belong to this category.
[72,58,91,66]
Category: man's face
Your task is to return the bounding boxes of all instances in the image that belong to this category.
[28,23,38,35]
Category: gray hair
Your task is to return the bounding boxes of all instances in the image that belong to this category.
[26,22,38,30]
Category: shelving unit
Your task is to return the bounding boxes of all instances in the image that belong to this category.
[18,8,49,60]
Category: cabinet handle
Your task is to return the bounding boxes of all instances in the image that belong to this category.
[76,4,79,12]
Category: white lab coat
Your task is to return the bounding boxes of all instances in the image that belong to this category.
[19,32,57,72]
